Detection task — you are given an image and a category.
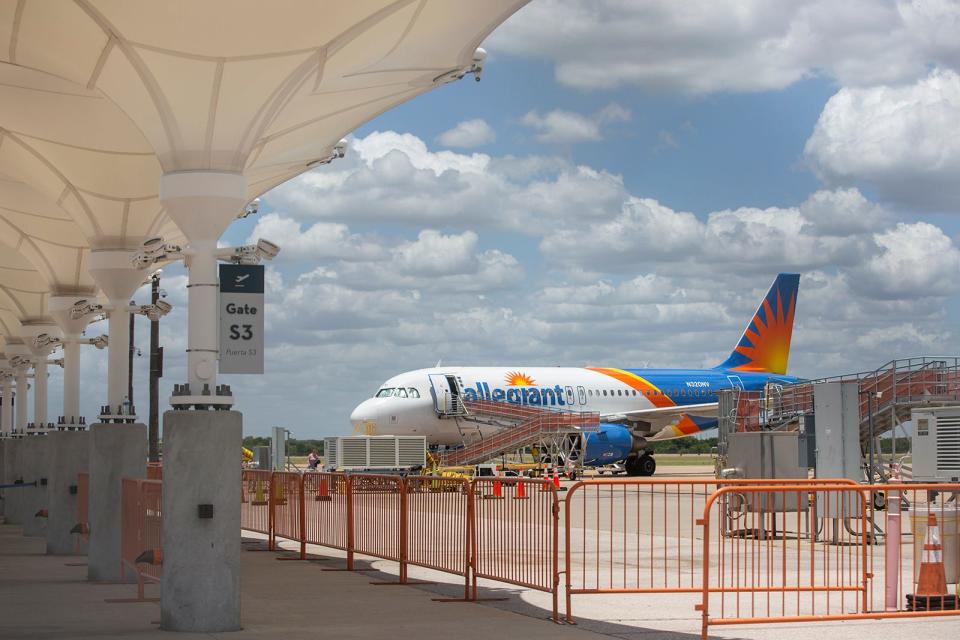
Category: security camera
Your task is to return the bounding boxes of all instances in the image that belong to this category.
[70,299,103,320]
[141,236,165,256]
[334,139,348,158]
[33,334,62,350]
[256,239,280,260]
[239,198,260,219]
[89,335,109,350]
[132,237,183,268]
[472,47,487,82]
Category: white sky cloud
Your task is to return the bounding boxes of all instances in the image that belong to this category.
[805,68,960,211]
[489,0,960,93]
[521,103,632,144]
[257,131,957,396]
[437,119,496,148]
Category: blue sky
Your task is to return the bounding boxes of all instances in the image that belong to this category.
[65,1,960,439]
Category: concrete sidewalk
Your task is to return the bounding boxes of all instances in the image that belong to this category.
[3,523,959,640]
[0,524,607,640]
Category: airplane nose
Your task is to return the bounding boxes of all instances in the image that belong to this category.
[350,399,379,434]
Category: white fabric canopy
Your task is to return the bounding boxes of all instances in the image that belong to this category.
[0,0,527,347]
[1,0,525,200]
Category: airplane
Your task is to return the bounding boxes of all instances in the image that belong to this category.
[350,273,801,476]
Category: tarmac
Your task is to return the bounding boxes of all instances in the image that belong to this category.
[1,463,959,639]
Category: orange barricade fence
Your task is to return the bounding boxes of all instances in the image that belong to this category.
[74,472,90,552]
[241,470,272,537]
[271,472,305,558]
[473,477,560,620]
[699,482,960,639]
[563,478,860,623]
[351,474,404,571]
[119,478,163,602]
[405,475,471,596]
[303,472,351,561]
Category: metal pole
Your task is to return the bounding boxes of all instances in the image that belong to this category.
[149,272,161,462]
[128,306,135,405]
[868,392,875,482]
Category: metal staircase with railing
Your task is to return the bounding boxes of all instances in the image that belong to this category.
[434,399,600,467]
[725,356,960,441]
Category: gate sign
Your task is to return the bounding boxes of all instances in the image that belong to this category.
[219,264,264,374]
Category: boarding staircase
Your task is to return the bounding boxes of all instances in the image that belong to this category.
[434,399,600,467]
[728,356,960,441]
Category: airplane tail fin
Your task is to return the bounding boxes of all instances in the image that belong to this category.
[716,273,800,375]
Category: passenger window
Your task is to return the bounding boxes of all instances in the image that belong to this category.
[408,388,420,398]
[603,390,607,396]
[588,389,593,396]
[617,390,622,396]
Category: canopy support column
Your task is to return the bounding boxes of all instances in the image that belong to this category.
[0,376,12,436]
[158,171,245,632]
[62,339,81,425]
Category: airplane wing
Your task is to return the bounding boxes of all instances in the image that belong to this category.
[601,402,718,425]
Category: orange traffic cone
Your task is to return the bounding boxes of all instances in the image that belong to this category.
[316,477,332,502]
[552,467,567,491]
[907,512,958,611]
[515,478,529,500]
[487,479,504,500]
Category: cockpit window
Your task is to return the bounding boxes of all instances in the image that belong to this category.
[394,388,408,398]
[376,388,393,398]
[408,388,420,398]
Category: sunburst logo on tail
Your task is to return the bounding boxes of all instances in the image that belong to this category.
[718,274,800,375]
[505,371,536,386]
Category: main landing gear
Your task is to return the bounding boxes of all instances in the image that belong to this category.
[625,453,656,477]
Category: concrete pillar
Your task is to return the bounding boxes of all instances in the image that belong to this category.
[87,423,146,582]
[0,439,5,517]
[2,438,19,524]
[46,430,90,554]
[160,410,241,632]
[20,436,49,538]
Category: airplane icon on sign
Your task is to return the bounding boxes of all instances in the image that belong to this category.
[235,274,250,284]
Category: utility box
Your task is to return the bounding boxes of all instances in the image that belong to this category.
[253,446,271,470]
[724,431,808,511]
[813,381,863,518]
[813,382,862,481]
[324,436,426,471]
[911,407,960,482]
[270,426,287,471]
[797,414,817,469]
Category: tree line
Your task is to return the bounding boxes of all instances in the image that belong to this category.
[242,436,325,456]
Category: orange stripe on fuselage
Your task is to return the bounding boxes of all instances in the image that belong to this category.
[674,416,701,436]
[587,367,675,409]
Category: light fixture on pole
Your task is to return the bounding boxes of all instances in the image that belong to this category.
[434,47,487,84]
[69,299,105,321]
[306,139,348,168]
